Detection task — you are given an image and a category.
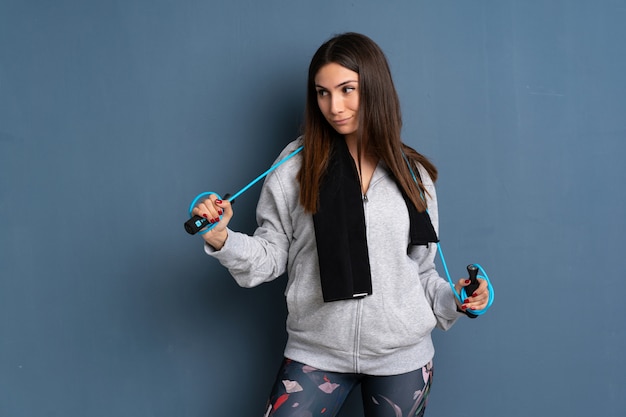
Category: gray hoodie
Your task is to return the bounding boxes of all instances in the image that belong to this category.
[205,138,462,376]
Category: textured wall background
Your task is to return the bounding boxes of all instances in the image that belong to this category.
[1,1,625,416]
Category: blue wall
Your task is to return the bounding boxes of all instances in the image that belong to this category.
[1,1,625,416]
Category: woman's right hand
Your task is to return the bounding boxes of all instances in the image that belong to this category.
[191,195,233,250]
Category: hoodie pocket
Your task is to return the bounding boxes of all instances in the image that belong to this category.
[360,272,437,355]
[285,265,357,353]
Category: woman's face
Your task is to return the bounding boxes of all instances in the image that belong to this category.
[314,62,360,141]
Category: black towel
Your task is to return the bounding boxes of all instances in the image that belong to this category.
[312,139,438,302]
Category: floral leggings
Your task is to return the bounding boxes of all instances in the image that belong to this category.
[263,358,433,417]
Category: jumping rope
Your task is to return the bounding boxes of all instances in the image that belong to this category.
[185,145,494,316]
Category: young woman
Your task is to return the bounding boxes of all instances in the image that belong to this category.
[192,32,490,417]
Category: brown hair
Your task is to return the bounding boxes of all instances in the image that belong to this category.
[298,32,437,213]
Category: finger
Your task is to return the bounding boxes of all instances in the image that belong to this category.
[466,299,488,311]
[467,288,490,310]
[457,277,489,311]
[459,277,471,287]
[454,277,472,296]
[462,298,482,311]
[207,198,235,232]
[191,204,210,218]
[212,200,233,228]
[204,199,221,220]
[469,279,488,297]
[214,198,232,216]
[193,199,220,224]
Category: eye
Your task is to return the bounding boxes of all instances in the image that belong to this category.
[316,89,328,97]
[343,85,356,94]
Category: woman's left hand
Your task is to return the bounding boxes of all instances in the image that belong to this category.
[454,277,490,312]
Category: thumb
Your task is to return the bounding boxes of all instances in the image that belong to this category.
[454,277,471,296]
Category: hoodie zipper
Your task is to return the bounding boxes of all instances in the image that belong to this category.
[352,166,384,372]
[353,297,364,374]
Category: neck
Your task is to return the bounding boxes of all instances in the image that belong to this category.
[344,135,376,165]
[342,136,377,196]
[344,133,359,155]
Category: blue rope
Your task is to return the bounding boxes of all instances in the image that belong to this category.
[188,144,494,315]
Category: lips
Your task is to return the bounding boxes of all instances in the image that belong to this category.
[332,117,351,125]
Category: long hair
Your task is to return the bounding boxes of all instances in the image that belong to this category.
[298,32,437,213]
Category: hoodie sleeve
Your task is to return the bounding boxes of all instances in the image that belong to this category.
[203,148,298,288]
[408,165,464,330]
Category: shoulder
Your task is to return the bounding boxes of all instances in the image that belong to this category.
[261,137,303,189]
[276,136,304,159]
[415,163,435,187]
[269,137,304,175]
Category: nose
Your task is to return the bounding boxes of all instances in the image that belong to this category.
[330,94,344,114]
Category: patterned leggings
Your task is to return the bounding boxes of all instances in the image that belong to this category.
[263,358,433,417]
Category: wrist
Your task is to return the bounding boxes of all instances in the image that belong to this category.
[204,229,228,250]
